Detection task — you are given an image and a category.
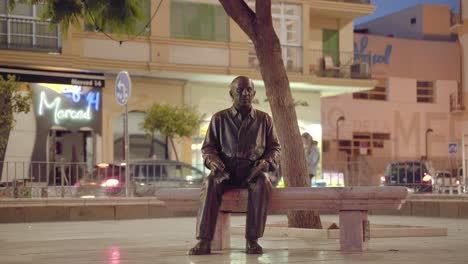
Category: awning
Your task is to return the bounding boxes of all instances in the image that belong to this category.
[0,66,105,88]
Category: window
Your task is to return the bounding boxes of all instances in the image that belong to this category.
[170,0,229,41]
[353,78,387,100]
[247,1,302,71]
[410,18,416,24]
[417,81,434,103]
[0,0,60,51]
[85,0,151,36]
[337,132,390,156]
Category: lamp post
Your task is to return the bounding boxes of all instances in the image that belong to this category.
[425,128,433,159]
[336,116,345,143]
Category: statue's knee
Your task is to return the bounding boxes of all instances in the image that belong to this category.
[202,175,223,191]
[251,173,272,189]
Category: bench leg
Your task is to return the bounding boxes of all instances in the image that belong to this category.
[339,210,369,252]
[211,211,231,251]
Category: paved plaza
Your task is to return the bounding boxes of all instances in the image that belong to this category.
[0,214,467,264]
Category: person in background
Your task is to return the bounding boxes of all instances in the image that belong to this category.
[301,132,320,179]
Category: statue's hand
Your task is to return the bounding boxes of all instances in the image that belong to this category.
[254,159,269,172]
[209,157,225,173]
[244,160,269,185]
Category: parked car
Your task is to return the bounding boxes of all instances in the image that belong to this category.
[74,163,126,198]
[75,160,206,198]
[131,160,205,196]
[433,170,462,194]
[381,160,435,193]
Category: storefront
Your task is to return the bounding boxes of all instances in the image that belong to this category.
[0,66,105,182]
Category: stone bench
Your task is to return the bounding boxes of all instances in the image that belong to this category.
[155,186,408,252]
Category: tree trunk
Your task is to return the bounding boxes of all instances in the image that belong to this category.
[169,137,179,161]
[219,0,322,228]
[149,132,155,158]
[0,126,11,180]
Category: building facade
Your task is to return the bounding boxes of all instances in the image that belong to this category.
[319,4,462,187]
[0,0,375,182]
[322,32,460,159]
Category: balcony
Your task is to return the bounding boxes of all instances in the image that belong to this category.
[249,45,303,73]
[0,16,61,53]
[450,92,464,113]
[451,12,462,27]
[310,50,372,79]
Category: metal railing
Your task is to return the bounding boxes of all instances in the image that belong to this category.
[451,12,462,27]
[450,92,464,113]
[1,157,467,198]
[249,45,303,73]
[0,16,61,52]
[310,49,372,79]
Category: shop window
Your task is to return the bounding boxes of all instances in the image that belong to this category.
[337,132,390,157]
[170,0,229,41]
[417,81,434,103]
[113,111,168,161]
[353,78,387,101]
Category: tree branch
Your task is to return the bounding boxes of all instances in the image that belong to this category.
[219,0,256,40]
[255,0,272,27]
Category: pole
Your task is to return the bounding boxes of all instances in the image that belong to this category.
[425,128,433,159]
[124,104,130,197]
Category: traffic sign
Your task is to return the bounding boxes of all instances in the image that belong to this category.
[449,143,458,154]
[115,71,132,105]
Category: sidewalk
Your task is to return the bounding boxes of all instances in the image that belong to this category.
[0,214,467,264]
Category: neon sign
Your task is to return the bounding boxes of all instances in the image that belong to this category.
[37,85,101,124]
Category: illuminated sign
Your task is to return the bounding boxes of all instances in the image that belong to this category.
[37,84,101,124]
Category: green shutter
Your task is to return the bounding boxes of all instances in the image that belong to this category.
[323,29,340,65]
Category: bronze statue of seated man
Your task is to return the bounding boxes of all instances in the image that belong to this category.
[189,76,281,255]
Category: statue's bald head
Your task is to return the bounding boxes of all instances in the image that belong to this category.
[229,76,256,110]
[230,76,254,93]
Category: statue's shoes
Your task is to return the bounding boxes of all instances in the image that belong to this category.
[188,240,211,255]
[246,239,263,254]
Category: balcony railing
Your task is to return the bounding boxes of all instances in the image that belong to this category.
[450,92,464,113]
[310,50,372,79]
[451,12,462,27]
[0,16,61,53]
[249,45,303,73]
[324,0,371,4]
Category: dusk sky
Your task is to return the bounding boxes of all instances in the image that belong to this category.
[355,0,460,24]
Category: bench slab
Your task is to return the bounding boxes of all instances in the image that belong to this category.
[155,186,408,252]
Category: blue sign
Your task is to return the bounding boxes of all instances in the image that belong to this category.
[115,71,132,105]
[449,143,458,154]
[354,36,393,65]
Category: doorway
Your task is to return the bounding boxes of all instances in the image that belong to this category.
[47,127,94,185]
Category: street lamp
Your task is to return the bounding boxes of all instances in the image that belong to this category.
[336,116,345,142]
[425,128,433,159]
